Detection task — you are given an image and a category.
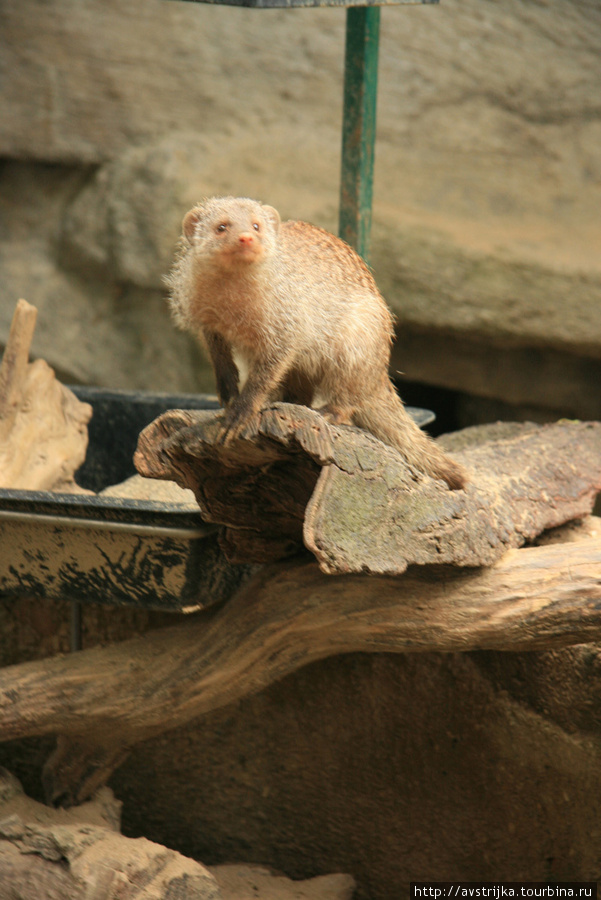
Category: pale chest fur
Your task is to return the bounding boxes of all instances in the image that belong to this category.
[190,267,273,353]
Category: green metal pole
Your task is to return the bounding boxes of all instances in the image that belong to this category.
[338,4,381,264]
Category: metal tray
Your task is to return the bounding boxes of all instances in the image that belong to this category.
[0,388,232,612]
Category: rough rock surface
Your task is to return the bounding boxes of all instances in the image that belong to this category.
[1,0,600,414]
[0,770,355,900]
[103,644,601,897]
[0,161,205,391]
[0,769,220,899]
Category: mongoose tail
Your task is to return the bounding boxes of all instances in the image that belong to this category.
[353,383,467,491]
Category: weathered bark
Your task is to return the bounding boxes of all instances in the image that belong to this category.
[0,299,92,492]
[134,406,601,574]
[0,526,600,804]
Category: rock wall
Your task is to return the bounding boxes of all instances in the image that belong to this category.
[1,0,600,417]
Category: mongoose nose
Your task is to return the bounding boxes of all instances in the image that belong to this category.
[238,233,255,245]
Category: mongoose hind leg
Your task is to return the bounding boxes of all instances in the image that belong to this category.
[317,402,355,426]
[282,369,315,407]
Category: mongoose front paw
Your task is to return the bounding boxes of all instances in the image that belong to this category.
[218,410,261,445]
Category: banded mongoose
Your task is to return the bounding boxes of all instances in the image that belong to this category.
[166,196,466,490]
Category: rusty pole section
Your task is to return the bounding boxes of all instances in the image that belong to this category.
[338,5,381,264]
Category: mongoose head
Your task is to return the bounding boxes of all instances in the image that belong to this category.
[182,197,281,270]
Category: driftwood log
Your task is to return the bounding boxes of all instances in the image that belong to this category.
[0,404,600,805]
[0,299,92,492]
[134,404,601,574]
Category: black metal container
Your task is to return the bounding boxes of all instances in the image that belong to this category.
[0,388,232,613]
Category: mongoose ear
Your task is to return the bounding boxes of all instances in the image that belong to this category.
[182,209,200,243]
[261,205,281,233]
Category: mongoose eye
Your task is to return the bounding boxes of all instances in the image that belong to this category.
[216,223,228,234]
[252,222,260,231]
